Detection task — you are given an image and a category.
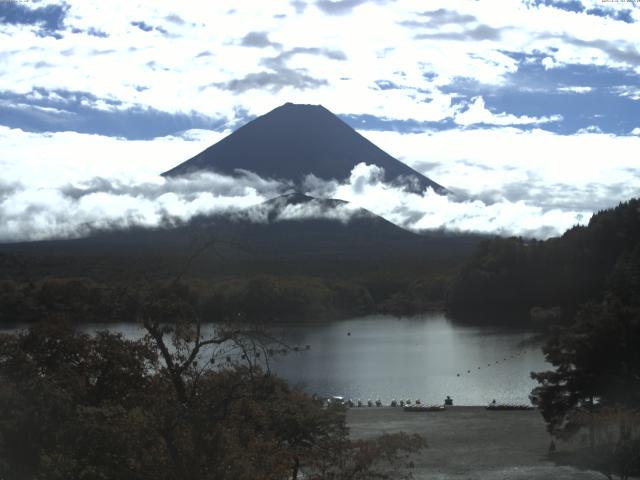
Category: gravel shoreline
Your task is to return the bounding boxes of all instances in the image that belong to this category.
[346,406,606,479]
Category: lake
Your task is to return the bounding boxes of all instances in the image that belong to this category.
[267,313,547,406]
[2,312,548,406]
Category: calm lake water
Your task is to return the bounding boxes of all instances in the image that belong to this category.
[3,313,548,406]
[267,313,547,406]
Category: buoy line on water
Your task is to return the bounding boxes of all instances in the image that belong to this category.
[454,347,535,378]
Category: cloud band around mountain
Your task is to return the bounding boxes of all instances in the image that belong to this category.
[0,162,592,243]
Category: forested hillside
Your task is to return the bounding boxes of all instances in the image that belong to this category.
[0,197,479,324]
[448,198,640,322]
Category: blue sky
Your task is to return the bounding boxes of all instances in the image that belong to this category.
[1,0,639,240]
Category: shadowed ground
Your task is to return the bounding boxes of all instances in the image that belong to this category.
[346,406,605,479]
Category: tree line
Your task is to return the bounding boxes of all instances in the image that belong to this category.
[527,199,640,479]
[448,198,640,324]
[0,273,452,325]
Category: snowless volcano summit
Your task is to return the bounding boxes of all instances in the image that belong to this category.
[162,103,445,194]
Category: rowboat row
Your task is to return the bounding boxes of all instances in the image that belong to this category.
[402,404,446,412]
[323,396,534,411]
[324,397,449,410]
[485,403,534,411]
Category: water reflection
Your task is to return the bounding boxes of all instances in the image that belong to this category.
[268,313,547,405]
[1,313,547,405]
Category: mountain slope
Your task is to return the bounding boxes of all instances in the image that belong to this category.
[0,194,479,280]
[162,103,445,194]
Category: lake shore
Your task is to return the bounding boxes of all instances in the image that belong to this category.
[346,406,604,479]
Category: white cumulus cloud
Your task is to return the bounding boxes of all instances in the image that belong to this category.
[454,96,562,127]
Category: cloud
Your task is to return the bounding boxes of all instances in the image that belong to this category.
[441,62,640,135]
[527,0,585,14]
[1,0,639,242]
[401,9,504,42]
[217,47,346,93]
[0,161,364,242]
[242,194,359,224]
[315,0,391,15]
[414,25,504,42]
[1,0,637,136]
[299,163,590,239]
[554,34,640,67]
[60,170,288,202]
[0,88,230,139]
[373,79,402,90]
[360,126,640,214]
[2,122,639,242]
[0,171,288,242]
[0,160,588,243]
[611,85,640,100]
[556,86,592,93]
[454,96,562,126]
[0,180,21,202]
[585,7,635,24]
[130,20,153,32]
[0,1,69,37]
[219,71,327,93]
[70,26,108,38]
[0,125,230,188]
[528,0,636,23]
[291,0,308,14]
[260,47,347,68]
[240,31,281,48]
[0,151,395,241]
[130,20,168,35]
[165,14,185,25]
[414,8,477,27]
[339,113,455,133]
[541,56,557,70]
[576,125,602,134]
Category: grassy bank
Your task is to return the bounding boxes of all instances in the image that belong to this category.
[346,407,605,479]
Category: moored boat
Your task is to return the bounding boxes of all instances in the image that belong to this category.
[403,404,446,412]
[485,403,534,411]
